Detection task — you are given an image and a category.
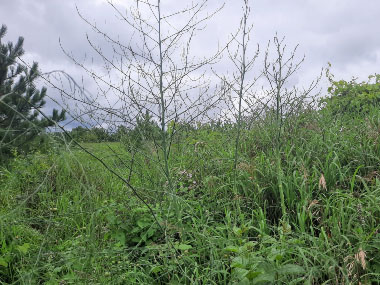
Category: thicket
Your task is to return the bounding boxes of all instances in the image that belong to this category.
[323,67,380,115]
[2,104,380,283]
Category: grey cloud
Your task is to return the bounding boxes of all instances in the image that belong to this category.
[1,0,380,128]
[1,0,379,78]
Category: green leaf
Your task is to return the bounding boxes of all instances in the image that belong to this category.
[176,244,192,251]
[275,254,283,261]
[233,268,249,279]
[268,249,282,262]
[146,227,156,238]
[63,273,77,281]
[233,226,242,236]
[245,270,262,280]
[53,266,63,273]
[243,241,256,249]
[277,264,305,275]
[0,257,8,267]
[137,219,151,229]
[224,246,239,253]
[150,265,162,274]
[231,256,245,269]
[253,272,276,283]
[17,243,30,254]
[113,231,126,245]
[140,233,148,242]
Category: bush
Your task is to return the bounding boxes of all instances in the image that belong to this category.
[322,72,380,115]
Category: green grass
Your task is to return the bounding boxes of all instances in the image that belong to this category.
[1,109,380,284]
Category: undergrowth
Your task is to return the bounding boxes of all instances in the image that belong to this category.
[1,108,380,284]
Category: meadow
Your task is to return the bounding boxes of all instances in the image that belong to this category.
[1,107,380,284]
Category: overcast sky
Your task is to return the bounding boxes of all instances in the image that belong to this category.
[1,0,379,127]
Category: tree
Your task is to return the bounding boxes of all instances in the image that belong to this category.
[215,0,260,181]
[57,0,227,211]
[0,24,66,159]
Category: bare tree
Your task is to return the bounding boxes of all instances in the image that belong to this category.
[212,0,260,190]
[52,0,230,226]
[261,36,321,219]
[263,36,321,149]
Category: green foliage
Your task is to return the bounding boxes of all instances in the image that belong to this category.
[2,105,380,283]
[70,126,108,143]
[228,237,306,284]
[68,112,160,145]
[0,24,66,160]
[103,203,162,247]
[0,223,42,283]
[323,70,380,115]
[123,111,161,150]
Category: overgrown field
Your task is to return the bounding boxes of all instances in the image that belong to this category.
[1,109,380,284]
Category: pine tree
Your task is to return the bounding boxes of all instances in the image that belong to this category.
[0,24,66,158]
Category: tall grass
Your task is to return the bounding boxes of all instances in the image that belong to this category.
[1,107,380,284]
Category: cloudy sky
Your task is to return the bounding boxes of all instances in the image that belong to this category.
[1,0,379,127]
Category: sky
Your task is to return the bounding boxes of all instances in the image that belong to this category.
[1,0,380,128]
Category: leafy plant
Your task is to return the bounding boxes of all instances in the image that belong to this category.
[323,67,380,115]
